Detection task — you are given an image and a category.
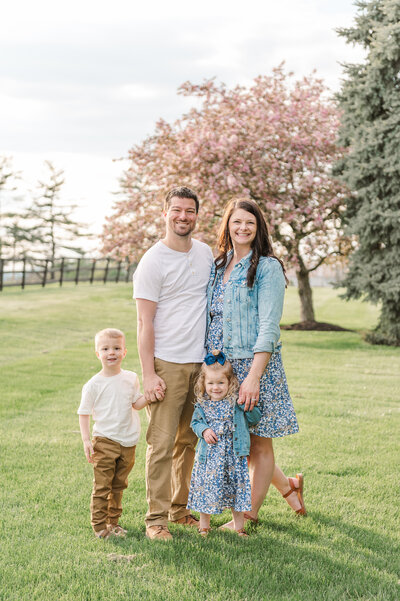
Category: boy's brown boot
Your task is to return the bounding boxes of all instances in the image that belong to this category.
[107,524,127,537]
[146,525,172,540]
[95,528,114,540]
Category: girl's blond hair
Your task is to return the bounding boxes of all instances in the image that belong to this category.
[194,352,239,404]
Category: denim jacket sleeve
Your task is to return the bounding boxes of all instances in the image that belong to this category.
[190,404,209,439]
[237,402,262,426]
[253,258,285,354]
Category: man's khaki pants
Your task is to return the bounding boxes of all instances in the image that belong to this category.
[145,358,200,527]
[90,437,136,533]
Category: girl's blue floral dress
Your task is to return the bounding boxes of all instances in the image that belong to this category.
[207,274,299,439]
[187,396,251,513]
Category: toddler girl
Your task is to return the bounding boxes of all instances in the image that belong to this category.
[187,350,261,536]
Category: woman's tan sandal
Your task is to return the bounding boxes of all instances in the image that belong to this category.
[235,528,249,537]
[282,472,307,516]
[243,513,259,525]
[198,527,211,537]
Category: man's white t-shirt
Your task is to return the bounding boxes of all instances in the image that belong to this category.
[133,239,213,363]
[77,369,142,447]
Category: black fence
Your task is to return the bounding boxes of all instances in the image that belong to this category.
[0,257,135,290]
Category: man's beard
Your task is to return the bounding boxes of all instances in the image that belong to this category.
[173,223,194,237]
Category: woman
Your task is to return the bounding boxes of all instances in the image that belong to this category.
[206,198,306,525]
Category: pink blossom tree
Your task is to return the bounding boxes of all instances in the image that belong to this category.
[101,66,350,322]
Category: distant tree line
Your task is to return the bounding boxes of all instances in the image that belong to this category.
[0,159,87,265]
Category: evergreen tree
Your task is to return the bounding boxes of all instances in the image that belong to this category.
[29,161,86,263]
[0,156,13,189]
[2,214,35,259]
[0,156,44,259]
[0,156,16,257]
[337,0,400,345]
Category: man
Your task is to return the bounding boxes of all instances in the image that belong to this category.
[133,186,214,540]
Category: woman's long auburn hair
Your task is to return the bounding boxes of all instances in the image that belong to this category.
[215,198,287,288]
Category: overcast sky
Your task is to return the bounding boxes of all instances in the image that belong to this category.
[0,0,363,250]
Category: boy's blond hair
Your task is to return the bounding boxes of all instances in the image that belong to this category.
[94,328,126,350]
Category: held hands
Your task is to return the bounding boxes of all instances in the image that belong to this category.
[143,374,167,403]
[203,428,218,444]
[83,440,94,463]
[238,374,260,411]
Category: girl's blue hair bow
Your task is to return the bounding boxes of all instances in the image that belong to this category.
[204,350,226,366]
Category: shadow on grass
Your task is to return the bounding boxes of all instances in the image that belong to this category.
[309,510,400,564]
[4,482,399,601]
[93,514,400,601]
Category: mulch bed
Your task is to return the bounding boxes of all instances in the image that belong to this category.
[281,321,353,332]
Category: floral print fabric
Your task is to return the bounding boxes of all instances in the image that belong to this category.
[206,276,299,439]
[187,397,251,514]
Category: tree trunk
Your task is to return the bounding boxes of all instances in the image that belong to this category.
[296,268,315,322]
[367,298,400,346]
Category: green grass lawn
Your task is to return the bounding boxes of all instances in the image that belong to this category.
[1,283,399,601]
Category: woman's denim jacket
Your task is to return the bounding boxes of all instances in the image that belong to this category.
[190,400,261,463]
[206,251,285,359]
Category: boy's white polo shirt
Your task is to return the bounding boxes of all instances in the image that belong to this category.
[133,239,213,363]
[77,369,142,447]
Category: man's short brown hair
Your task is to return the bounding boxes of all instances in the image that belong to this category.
[164,186,199,213]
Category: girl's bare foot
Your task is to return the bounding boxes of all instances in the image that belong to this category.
[219,519,235,530]
[219,513,257,530]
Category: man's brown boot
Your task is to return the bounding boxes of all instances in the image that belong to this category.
[146,525,173,540]
[169,514,199,527]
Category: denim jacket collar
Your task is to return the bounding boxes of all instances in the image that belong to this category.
[221,249,253,272]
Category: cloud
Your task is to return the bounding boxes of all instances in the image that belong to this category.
[0,0,365,242]
[0,12,362,154]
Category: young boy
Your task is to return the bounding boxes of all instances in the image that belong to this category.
[78,328,149,539]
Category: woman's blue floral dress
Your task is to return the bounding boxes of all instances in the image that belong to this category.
[206,274,299,439]
[187,397,251,513]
